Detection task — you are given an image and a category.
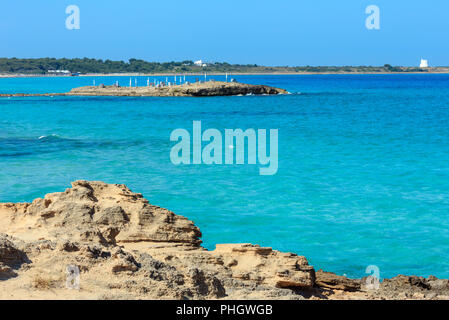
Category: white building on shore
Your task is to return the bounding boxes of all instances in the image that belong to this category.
[419,59,429,68]
[48,70,71,75]
[194,60,207,67]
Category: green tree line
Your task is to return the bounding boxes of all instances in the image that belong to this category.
[0,58,425,74]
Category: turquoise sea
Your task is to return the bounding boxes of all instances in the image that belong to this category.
[1,74,449,279]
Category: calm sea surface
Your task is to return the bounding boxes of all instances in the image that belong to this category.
[1,74,449,279]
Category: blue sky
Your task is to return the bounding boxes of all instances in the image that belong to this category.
[1,0,448,66]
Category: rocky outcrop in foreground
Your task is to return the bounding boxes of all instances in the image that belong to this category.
[0,81,287,98]
[0,181,448,300]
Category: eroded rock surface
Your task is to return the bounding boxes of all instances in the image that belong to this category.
[3,180,201,247]
[315,270,361,291]
[0,234,28,279]
[0,181,447,300]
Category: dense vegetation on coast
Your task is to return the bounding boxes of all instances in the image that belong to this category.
[0,57,438,75]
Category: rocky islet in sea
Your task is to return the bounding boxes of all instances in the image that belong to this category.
[0,81,288,98]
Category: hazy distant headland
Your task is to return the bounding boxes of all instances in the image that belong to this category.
[0,58,448,77]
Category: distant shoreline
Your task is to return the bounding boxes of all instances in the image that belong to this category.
[2,58,448,78]
[1,70,449,78]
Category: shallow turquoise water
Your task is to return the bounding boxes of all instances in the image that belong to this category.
[1,74,449,279]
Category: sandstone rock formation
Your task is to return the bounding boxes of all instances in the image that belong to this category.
[0,181,448,300]
[315,270,361,291]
